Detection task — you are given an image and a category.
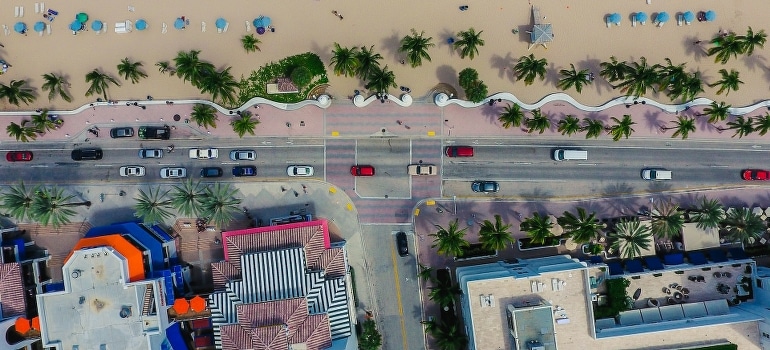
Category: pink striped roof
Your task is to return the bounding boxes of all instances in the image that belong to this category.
[211,261,240,290]
[0,263,25,319]
[316,248,346,279]
[222,220,330,265]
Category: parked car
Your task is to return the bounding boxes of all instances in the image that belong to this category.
[350,165,375,176]
[229,150,256,161]
[200,167,223,178]
[71,148,103,161]
[396,231,409,257]
[232,166,257,177]
[189,148,219,159]
[119,166,146,177]
[287,165,314,177]
[110,127,134,138]
[138,149,163,159]
[742,169,770,181]
[160,167,187,179]
[471,180,499,193]
[641,168,672,181]
[445,146,474,157]
[138,126,171,140]
[408,164,438,176]
[6,151,33,162]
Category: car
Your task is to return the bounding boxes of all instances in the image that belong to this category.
[229,150,256,161]
[471,180,499,193]
[641,168,672,181]
[138,126,171,140]
[189,148,219,159]
[71,148,103,161]
[6,151,33,162]
[138,149,163,159]
[232,166,257,177]
[119,166,146,177]
[109,127,134,138]
[200,167,223,178]
[350,165,375,176]
[408,164,438,176]
[287,165,314,177]
[445,146,474,157]
[160,167,187,179]
[396,231,409,257]
[742,169,770,181]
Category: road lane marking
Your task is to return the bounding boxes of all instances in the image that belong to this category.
[389,238,409,350]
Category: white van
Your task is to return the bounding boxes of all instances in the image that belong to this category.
[641,168,672,180]
[553,149,588,161]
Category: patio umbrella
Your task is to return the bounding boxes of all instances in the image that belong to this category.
[69,20,84,32]
[135,19,147,31]
[705,10,716,22]
[215,18,227,29]
[253,18,263,28]
[76,12,88,23]
[91,20,103,31]
[172,298,189,314]
[14,317,30,334]
[256,26,266,35]
[33,21,45,32]
[190,295,206,312]
[636,12,648,24]
[174,18,185,29]
[260,16,271,27]
[13,22,26,34]
[608,13,621,25]
[656,12,670,26]
[682,11,695,24]
[31,317,40,331]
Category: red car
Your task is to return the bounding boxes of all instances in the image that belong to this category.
[445,146,474,157]
[742,169,770,181]
[6,151,33,162]
[350,165,375,176]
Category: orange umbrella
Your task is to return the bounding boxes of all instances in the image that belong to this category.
[172,298,189,314]
[31,316,40,331]
[14,317,30,334]
[190,295,206,312]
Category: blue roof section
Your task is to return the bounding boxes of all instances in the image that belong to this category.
[688,252,708,265]
[150,225,174,241]
[152,270,177,303]
[729,248,747,260]
[625,259,644,273]
[664,253,684,265]
[708,249,728,263]
[165,322,189,350]
[589,256,603,264]
[607,261,623,276]
[86,222,166,271]
[44,282,65,293]
[644,256,664,271]
[172,265,186,294]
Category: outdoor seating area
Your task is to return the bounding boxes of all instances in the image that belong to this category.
[608,10,716,28]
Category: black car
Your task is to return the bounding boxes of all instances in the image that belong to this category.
[138,126,171,140]
[110,127,134,138]
[396,231,409,257]
[471,181,499,193]
[200,167,223,178]
[71,148,103,161]
[232,166,257,177]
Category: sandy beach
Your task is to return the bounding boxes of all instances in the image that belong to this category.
[0,0,768,112]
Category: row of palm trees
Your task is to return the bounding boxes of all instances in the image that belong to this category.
[188,104,260,138]
[0,182,91,228]
[133,180,242,228]
[417,264,468,350]
[6,109,59,142]
[329,44,396,93]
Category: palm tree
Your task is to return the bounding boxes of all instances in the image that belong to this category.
[364,66,397,93]
[478,214,514,251]
[156,61,176,76]
[754,113,770,136]
[557,64,591,93]
[428,278,462,309]
[615,57,661,98]
[399,29,434,68]
[453,28,484,60]
[354,45,383,81]
[417,263,435,282]
[658,58,688,93]
[702,101,731,124]
[557,115,581,136]
[513,54,548,86]
[0,181,37,221]
[190,104,218,129]
[722,207,765,245]
[661,115,697,139]
[330,43,359,77]
[116,58,148,84]
[240,34,261,53]
[726,116,754,138]
[670,73,705,103]
[30,186,90,228]
[134,186,174,225]
[170,179,205,217]
[741,26,767,56]
[498,103,525,129]
[709,68,743,96]
[599,56,628,84]
[84,69,120,100]
[520,212,553,245]
[607,115,636,141]
[199,183,242,229]
[610,218,653,259]
[199,67,239,107]
[524,109,550,134]
[431,320,468,350]
[690,196,725,231]
[231,111,259,138]
[6,121,37,142]
[0,80,36,106]
[30,109,55,134]
[708,33,745,64]
[174,50,215,88]
[650,200,684,239]
[41,73,72,102]
[558,208,602,244]
[582,118,604,139]
[429,219,469,257]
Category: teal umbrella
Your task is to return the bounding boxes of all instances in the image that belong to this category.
[34,21,46,32]
[76,12,88,23]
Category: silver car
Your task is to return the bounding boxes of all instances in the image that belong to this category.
[229,150,256,161]
[119,166,146,177]
[287,165,314,177]
[160,167,187,179]
[139,149,163,159]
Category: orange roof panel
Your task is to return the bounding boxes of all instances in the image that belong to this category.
[66,234,145,281]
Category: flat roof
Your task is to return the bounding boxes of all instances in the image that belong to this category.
[681,223,720,251]
[66,234,145,281]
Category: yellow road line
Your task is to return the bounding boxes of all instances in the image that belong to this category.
[390,238,408,350]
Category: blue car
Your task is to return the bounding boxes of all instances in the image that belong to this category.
[232,166,257,177]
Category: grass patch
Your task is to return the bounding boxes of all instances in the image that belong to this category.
[237,52,328,104]
[457,243,496,259]
[349,267,359,307]
[518,236,561,250]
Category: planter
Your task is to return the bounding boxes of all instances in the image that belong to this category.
[647,298,659,307]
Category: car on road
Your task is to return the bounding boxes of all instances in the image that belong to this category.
[742,169,770,181]
[110,127,134,138]
[351,165,375,176]
[471,180,499,193]
[6,151,33,162]
[445,146,474,157]
[160,167,187,179]
[287,165,314,177]
[119,166,146,177]
[189,148,219,159]
[138,149,163,159]
[71,148,103,161]
[138,126,171,140]
[408,164,437,176]
[200,167,223,178]
[396,231,409,257]
[641,168,672,181]
[232,166,257,177]
[229,150,256,161]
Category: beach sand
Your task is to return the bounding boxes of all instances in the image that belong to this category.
[0,1,766,112]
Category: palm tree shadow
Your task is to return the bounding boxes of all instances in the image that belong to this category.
[741,54,767,72]
[545,62,559,87]
[435,65,459,92]
[439,28,456,56]
[695,115,720,134]
[647,182,672,194]
[574,199,607,217]
[490,53,516,81]
[309,42,333,67]
[519,189,551,212]
[643,109,665,133]
[481,105,504,124]
[381,32,402,63]
[682,35,708,61]
[577,57,604,93]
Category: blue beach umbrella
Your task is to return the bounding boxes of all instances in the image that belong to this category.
[260,16,271,27]
[91,20,103,31]
[136,19,147,31]
[174,18,185,29]
[13,22,26,34]
[635,12,648,23]
[656,12,670,23]
[215,18,227,29]
[69,20,84,31]
[253,18,262,28]
[705,10,716,22]
[608,13,621,24]
[33,21,46,32]
[683,11,695,23]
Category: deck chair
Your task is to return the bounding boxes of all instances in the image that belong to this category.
[245,20,250,32]
[14,7,19,18]
[161,22,167,34]
[201,21,206,32]
[19,7,23,17]
[223,22,229,33]
[35,3,39,14]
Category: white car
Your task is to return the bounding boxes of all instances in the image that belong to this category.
[119,166,146,177]
[408,164,438,176]
[160,167,187,179]
[287,165,314,177]
[229,150,256,161]
[189,148,219,159]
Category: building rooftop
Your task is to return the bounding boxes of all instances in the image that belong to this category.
[0,262,25,319]
[681,223,720,251]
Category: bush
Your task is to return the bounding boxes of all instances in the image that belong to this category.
[593,278,631,319]
[358,320,382,350]
[464,79,488,103]
[457,243,495,259]
[290,66,312,88]
[458,68,479,90]
[237,52,328,104]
